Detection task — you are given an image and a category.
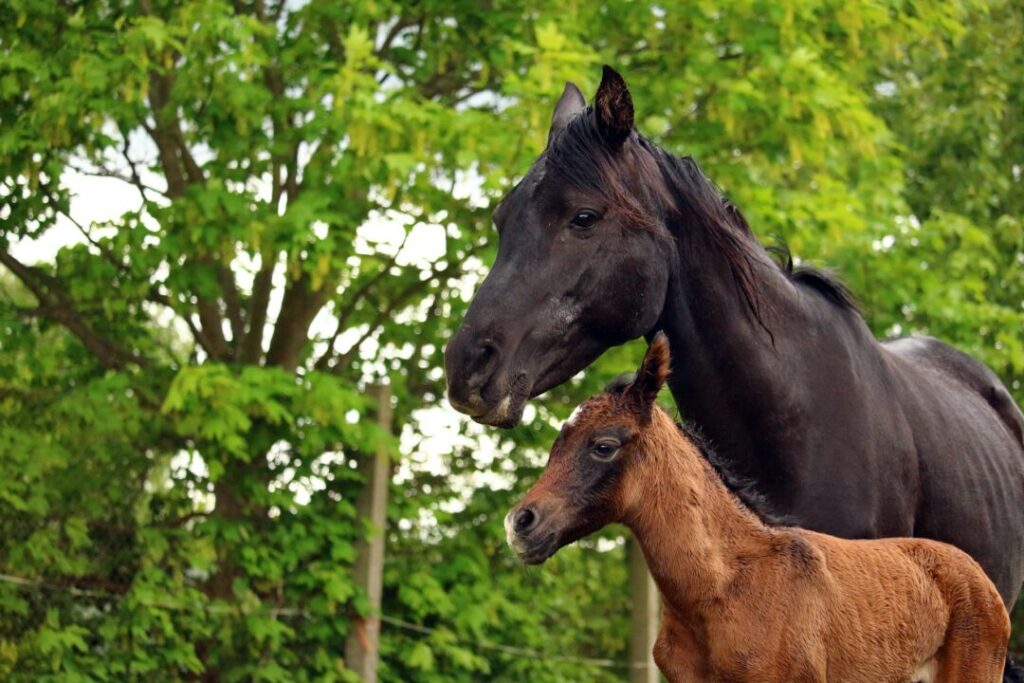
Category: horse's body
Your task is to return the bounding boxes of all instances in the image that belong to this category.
[444,67,1024,629]
[657,213,1024,605]
[506,337,1011,682]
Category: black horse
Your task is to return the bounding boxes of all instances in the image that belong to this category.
[445,66,1024,676]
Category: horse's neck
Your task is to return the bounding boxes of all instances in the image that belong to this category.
[659,223,801,477]
[624,416,772,615]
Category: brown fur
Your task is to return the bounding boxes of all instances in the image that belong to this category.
[508,335,1010,682]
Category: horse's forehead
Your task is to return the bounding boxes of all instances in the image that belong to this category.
[520,159,547,196]
[494,160,548,225]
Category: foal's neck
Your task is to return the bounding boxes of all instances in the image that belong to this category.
[623,413,774,615]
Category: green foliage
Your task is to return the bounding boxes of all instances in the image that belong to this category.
[0,0,1022,680]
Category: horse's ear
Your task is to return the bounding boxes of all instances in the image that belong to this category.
[627,332,670,413]
[548,81,586,146]
[594,65,634,146]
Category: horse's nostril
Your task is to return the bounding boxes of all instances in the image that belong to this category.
[514,507,538,534]
[468,340,500,379]
[477,344,492,364]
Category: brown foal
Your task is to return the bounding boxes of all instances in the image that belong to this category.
[506,334,1010,682]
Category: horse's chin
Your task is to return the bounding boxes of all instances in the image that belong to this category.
[471,393,527,428]
[471,367,581,427]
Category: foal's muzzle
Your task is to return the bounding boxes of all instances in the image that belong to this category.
[505,504,559,565]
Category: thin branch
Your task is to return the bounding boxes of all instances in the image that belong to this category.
[331,262,453,372]
[314,229,411,370]
[118,126,154,205]
[146,286,217,360]
[374,14,416,58]
[58,206,127,273]
[66,162,167,199]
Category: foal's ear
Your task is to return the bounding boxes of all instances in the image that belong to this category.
[595,65,634,146]
[548,81,587,146]
[627,332,670,413]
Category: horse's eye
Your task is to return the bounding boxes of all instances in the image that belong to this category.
[570,209,600,230]
[591,440,620,462]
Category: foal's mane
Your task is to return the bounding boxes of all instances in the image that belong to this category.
[545,108,859,329]
[675,420,788,526]
[604,375,785,526]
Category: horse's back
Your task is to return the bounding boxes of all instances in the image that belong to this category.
[879,334,1024,605]
[884,335,1024,447]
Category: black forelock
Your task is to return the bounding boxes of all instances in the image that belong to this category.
[545,106,610,192]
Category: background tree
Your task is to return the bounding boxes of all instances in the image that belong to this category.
[0,0,1021,681]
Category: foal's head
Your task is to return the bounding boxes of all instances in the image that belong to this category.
[506,334,676,564]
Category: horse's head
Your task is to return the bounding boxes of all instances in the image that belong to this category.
[444,67,674,427]
[505,333,671,564]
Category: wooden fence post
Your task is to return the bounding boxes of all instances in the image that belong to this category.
[628,535,660,683]
[344,384,393,682]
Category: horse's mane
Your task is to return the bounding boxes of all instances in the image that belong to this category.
[545,109,859,328]
[767,244,859,311]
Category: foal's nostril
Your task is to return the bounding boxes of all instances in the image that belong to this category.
[514,507,538,534]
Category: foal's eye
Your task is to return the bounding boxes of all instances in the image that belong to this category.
[591,440,620,462]
[570,209,600,230]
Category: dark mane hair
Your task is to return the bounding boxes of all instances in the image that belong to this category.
[603,374,786,525]
[767,244,859,311]
[675,420,789,526]
[545,109,859,329]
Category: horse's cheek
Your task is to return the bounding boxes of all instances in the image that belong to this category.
[595,254,667,338]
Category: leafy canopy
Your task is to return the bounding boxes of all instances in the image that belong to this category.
[1,0,1021,680]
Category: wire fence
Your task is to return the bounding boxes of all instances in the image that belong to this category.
[0,571,638,671]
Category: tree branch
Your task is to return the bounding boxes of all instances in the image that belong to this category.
[265,272,332,372]
[241,257,276,364]
[219,267,245,346]
[146,287,218,359]
[330,263,453,372]
[145,70,238,361]
[117,125,155,205]
[66,161,167,199]
[0,250,143,370]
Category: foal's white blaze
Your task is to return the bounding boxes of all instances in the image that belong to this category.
[910,659,937,683]
[565,403,584,427]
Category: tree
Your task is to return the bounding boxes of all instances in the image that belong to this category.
[1,0,1020,680]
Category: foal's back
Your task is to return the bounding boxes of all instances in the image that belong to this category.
[754,529,1010,682]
